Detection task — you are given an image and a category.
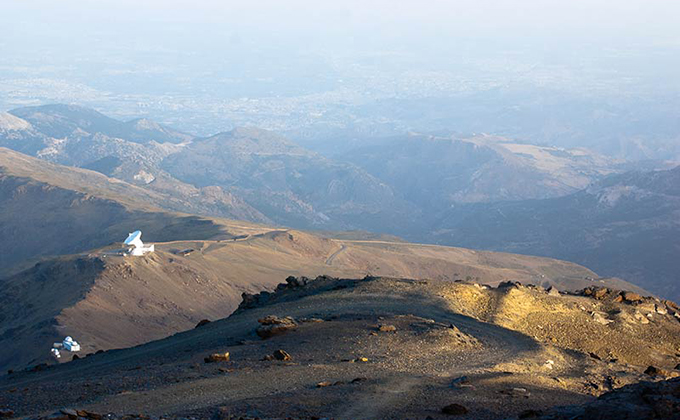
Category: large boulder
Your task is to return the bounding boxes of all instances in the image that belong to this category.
[204,352,230,363]
[256,315,297,339]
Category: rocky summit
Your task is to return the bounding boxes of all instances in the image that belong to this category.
[1,275,679,420]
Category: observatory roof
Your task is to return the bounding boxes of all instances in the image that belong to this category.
[124,230,142,245]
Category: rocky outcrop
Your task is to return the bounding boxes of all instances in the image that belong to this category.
[236,276,315,313]
[529,378,680,420]
[256,316,297,339]
[573,287,680,318]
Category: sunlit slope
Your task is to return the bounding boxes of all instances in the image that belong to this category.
[0,148,229,275]
[2,276,677,420]
[0,227,644,371]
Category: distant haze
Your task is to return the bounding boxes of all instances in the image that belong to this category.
[2,0,679,159]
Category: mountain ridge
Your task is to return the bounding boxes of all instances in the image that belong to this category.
[427,165,680,300]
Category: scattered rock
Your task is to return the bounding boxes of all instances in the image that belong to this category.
[589,352,602,361]
[592,312,614,325]
[643,365,678,378]
[622,291,643,303]
[204,352,230,363]
[316,381,332,388]
[637,302,657,312]
[272,349,292,361]
[580,286,618,301]
[377,324,397,332]
[441,403,468,415]
[500,387,531,398]
[547,286,560,297]
[634,311,650,324]
[195,319,211,328]
[285,276,309,288]
[350,377,368,384]
[300,317,324,323]
[354,357,368,363]
[256,315,297,339]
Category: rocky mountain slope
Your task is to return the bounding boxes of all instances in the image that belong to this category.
[1,276,678,420]
[1,147,646,374]
[1,104,675,303]
[0,148,227,275]
[1,105,417,231]
[0,107,269,224]
[427,166,680,301]
[161,128,419,230]
[332,132,621,209]
[0,105,631,235]
[1,225,635,372]
[9,104,192,144]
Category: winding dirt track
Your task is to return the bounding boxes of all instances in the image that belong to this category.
[325,244,347,265]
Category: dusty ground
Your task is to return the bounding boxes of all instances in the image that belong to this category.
[1,276,678,420]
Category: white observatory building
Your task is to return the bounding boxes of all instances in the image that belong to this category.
[51,336,81,358]
[124,230,155,256]
[62,336,81,352]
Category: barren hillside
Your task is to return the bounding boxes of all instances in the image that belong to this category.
[1,276,678,420]
[1,226,641,372]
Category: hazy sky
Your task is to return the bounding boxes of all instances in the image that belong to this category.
[3,0,680,49]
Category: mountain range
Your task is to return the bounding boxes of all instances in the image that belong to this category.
[0,104,630,233]
[0,149,643,372]
[1,105,679,420]
[1,104,678,301]
[428,166,680,300]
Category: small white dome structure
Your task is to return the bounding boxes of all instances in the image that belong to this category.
[63,336,81,352]
[124,230,155,256]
